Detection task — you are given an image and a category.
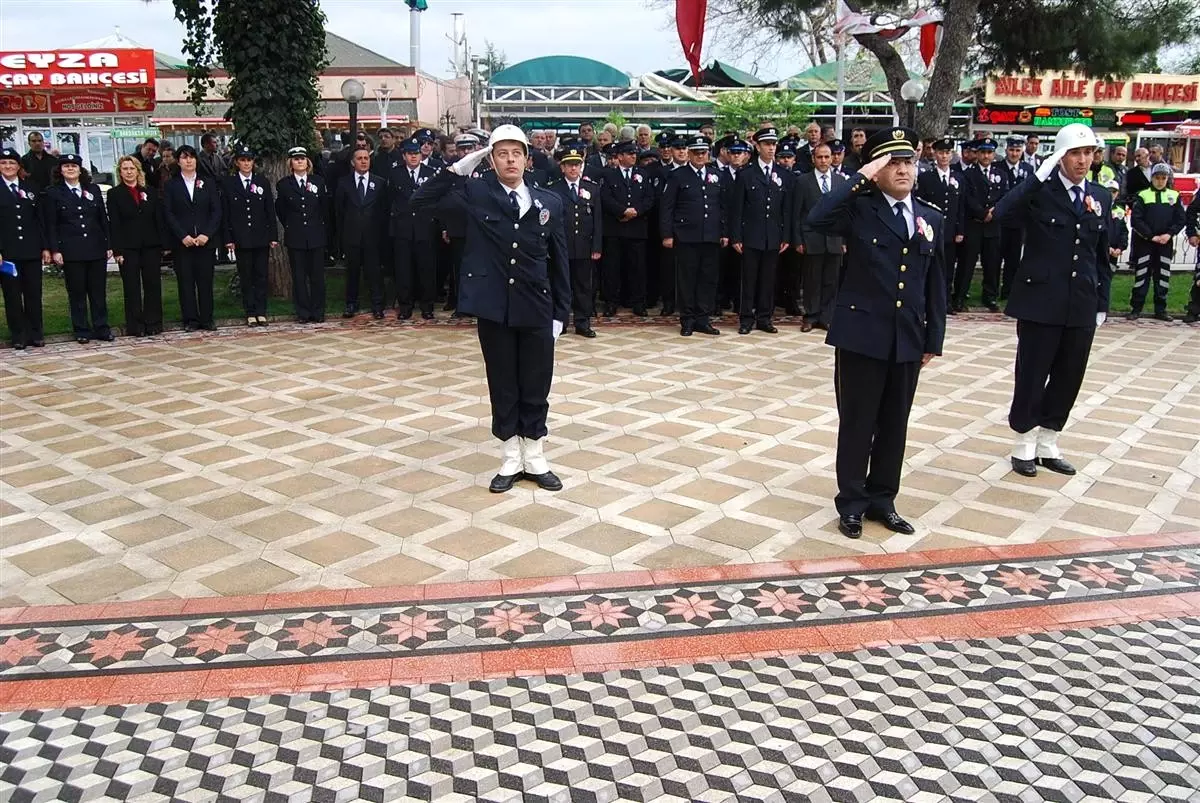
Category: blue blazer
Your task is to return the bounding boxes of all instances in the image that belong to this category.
[161,173,221,247]
[413,170,570,328]
[0,178,46,261]
[658,165,726,244]
[807,174,947,363]
[41,182,109,261]
[221,172,277,249]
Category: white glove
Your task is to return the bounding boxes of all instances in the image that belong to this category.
[1035,148,1066,181]
[450,144,492,177]
[1096,312,1107,327]
[551,320,564,340]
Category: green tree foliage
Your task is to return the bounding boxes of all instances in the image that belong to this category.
[604,110,628,129]
[711,90,812,135]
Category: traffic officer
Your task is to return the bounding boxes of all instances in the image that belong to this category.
[993,123,1112,479]
[716,136,749,313]
[0,147,48,349]
[806,127,947,539]
[548,143,602,337]
[729,126,792,335]
[1105,179,1130,274]
[334,144,390,319]
[659,134,726,337]
[916,137,964,307]
[411,125,571,493]
[275,145,330,323]
[1127,162,1185,321]
[599,140,656,317]
[162,145,222,332]
[387,137,439,319]
[998,137,1034,300]
[222,144,277,327]
[958,137,1005,312]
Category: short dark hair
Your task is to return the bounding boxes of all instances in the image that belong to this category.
[851,128,866,135]
[201,133,216,146]
[352,145,373,158]
[378,127,392,136]
[813,143,832,156]
[143,137,159,146]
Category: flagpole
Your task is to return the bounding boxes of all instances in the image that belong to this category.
[834,0,845,135]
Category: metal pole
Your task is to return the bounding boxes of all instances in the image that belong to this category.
[835,37,845,136]
[348,100,359,146]
[410,7,421,72]
[906,100,915,130]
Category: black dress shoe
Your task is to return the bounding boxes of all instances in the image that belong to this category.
[489,472,521,493]
[443,301,456,311]
[838,514,863,539]
[575,327,596,338]
[738,324,752,335]
[312,316,325,324]
[372,311,385,320]
[97,333,115,342]
[1154,311,1173,322]
[1125,310,1141,321]
[632,307,648,317]
[343,305,357,318]
[986,303,1001,313]
[603,306,617,318]
[801,320,815,333]
[421,311,435,320]
[756,323,778,334]
[695,323,721,336]
[30,339,44,347]
[1037,456,1076,475]
[865,510,915,535]
[660,305,675,317]
[12,342,25,350]
[76,337,89,344]
[680,326,693,337]
[947,307,958,316]
[523,470,563,491]
[202,323,218,331]
[1011,457,1038,477]
[398,310,412,320]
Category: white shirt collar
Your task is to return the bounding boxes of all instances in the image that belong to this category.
[294,173,308,183]
[239,172,253,181]
[1057,170,1086,193]
[814,168,831,178]
[881,191,914,236]
[501,180,532,216]
[356,172,370,181]
[758,159,774,173]
[937,167,951,179]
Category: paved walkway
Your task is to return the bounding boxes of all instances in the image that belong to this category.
[2,317,1198,608]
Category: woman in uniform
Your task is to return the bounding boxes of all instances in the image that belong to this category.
[107,155,164,337]
[162,144,222,331]
[0,147,48,349]
[275,146,329,323]
[41,154,112,344]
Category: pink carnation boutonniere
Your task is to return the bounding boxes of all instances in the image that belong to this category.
[196,179,205,189]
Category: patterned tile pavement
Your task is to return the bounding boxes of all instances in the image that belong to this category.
[2,617,1198,802]
[2,317,1199,608]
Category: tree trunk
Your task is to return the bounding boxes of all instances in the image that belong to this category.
[262,155,292,298]
[854,32,910,123]
[916,0,979,138]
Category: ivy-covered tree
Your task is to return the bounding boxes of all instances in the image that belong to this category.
[167,0,329,295]
[694,0,1198,138]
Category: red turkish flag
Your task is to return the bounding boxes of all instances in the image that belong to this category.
[676,0,707,86]
[919,22,942,68]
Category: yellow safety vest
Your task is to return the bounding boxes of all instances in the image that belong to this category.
[1137,187,1179,205]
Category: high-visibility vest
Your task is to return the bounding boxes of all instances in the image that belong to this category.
[1137,187,1180,206]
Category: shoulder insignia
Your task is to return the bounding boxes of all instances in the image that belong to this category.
[918,199,943,214]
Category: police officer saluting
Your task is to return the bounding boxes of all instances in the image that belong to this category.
[659,134,726,337]
[993,124,1113,478]
[729,126,792,335]
[275,146,329,323]
[0,147,47,349]
[548,142,602,337]
[412,126,571,493]
[1126,162,1185,321]
[222,144,277,327]
[806,127,947,539]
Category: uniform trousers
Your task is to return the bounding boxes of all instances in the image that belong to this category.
[644,232,661,308]
[446,237,465,311]
[802,251,840,326]
[779,248,802,314]
[601,238,646,312]
[477,316,555,441]
[235,246,269,317]
[658,245,675,313]
[394,237,435,314]
[739,247,779,325]
[118,248,163,335]
[1,259,44,346]
[344,240,383,314]
[288,247,325,321]
[1008,320,1095,434]
[1129,240,1172,314]
[569,257,595,328]
[64,259,110,339]
[957,227,1000,305]
[833,347,921,517]
[173,246,215,328]
[718,245,740,310]
[999,227,1024,299]
[1188,261,1200,318]
[674,242,719,329]
[943,239,959,297]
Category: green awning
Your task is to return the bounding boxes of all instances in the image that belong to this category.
[490,56,629,88]
[785,62,976,93]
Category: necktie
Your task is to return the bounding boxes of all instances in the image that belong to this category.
[571,183,578,198]
[8,183,17,196]
[764,165,771,182]
[941,173,948,186]
[820,173,828,194]
[300,178,307,193]
[624,169,630,183]
[244,178,250,191]
[1071,186,1083,214]
[894,201,907,236]
[509,190,520,217]
[359,175,367,201]
[696,169,704,182]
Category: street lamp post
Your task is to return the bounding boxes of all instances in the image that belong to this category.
[900,78,928,131]
[340,78,366,148]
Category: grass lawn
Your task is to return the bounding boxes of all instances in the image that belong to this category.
[1,266,1195,341]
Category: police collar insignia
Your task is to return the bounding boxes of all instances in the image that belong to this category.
[539,207,550,225]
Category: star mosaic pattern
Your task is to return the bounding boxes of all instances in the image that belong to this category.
[2,545,1195,679]
[1,618,1196,802]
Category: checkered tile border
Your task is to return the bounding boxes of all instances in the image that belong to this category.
[3,545,1196,680]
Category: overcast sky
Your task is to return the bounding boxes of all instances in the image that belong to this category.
[0,0,813,81]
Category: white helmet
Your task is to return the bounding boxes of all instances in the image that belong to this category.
[488,124,528,153]
[1054,123,1099,152]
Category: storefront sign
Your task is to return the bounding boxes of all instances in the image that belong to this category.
[111,127,161,139]
[986,71,1200,111]
[0,88,155,116]
[974,105,1117,129]
[0,49,156,89]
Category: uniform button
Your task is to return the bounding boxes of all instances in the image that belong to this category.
[1072,255,1078,261]
[1074,239,1080,245]
[1076,224,1080,230]
[872,238,877,244]
[1050,218,1055,223]
[901,247,908,254]
[896,300,902,308]
[899,265,906,271]
[514,223,519,230]
[1071,271,1077,277]
[850,305,856,310]
[898,282,905,290]
[512,242,518,248]
[510,259,516,266]
[467,273,473,278]
[508,277,515,284]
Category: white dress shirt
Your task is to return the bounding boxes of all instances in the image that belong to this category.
[503,181,532,217]
[881,191,915,238]
[182,174,196,200]
[813,168,833,192]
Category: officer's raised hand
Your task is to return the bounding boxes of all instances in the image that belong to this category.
[859,153,895,180]
[451,144,493,177]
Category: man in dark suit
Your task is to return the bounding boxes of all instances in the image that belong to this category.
[998,137,1035,299]
[275,146,330,324]
[959,137,1006,311]
[793,122,823,174]
[792,142,846,332]
[335,145,390,319]
[915,137,965,307]
[659,134,726,337]
[0,147,48,348]
[412,126,571,493]
[993,124,1112,479]
[387,137,440,319]
[547,143,602,337]
[222,144,277,326]
[729,126,793,335]
[806,127,947,539]
[599,140,656,317]
[162,145,222,331]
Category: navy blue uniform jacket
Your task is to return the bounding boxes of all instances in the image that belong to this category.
[599,166,656,240]
[220,173,277,249]
[658,165,726,243]
[807,174,947,363]
[161,174,221,247]
[386,163,438,241]
[547,177,603,259]
[994,171,1112,328]
[274,174,328,250]
[962,164,1007,237]
[914,169,965,240]
[412,170,571,329]
[728,162,794,250]
[41,183,110,261]
[0,178,46,261]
